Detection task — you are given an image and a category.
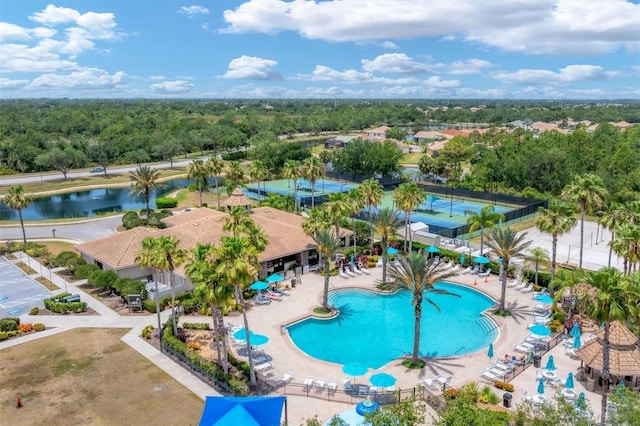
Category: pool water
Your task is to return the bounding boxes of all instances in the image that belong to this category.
[287,283,498,369]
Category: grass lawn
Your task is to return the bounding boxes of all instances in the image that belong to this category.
[0,328,203,425]
[399,152,423,165]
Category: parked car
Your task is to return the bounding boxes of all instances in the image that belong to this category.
[89,167,105,173]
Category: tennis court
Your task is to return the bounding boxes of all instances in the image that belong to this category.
[245,179,359,202]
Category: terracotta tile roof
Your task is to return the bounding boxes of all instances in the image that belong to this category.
[225,187,252,207]
[76,207,352,276]
[575,320,640,376]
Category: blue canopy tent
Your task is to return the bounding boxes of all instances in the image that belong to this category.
[199,396,286,426]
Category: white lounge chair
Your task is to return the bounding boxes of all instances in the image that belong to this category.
[345,269,357,277]
[339,270,350,279]
[507,278,520,288]
[314,378,326,390]
[478,269,491,277]
[254,362,273,372]
[327,381,337,393]
[462,266,473,274]
[368,386,378,397]
[480,369,499,381]
[342,378,354,394]
[279,372,294,384]
[521,284,534,293]
[450,264,460,271]
[422,376,440,390]
[357,384,369,397]
[514,280,529,291]
[360,267,370,275]
[303,377,314,390]
[436,375,452,388]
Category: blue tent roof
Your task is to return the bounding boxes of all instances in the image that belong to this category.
[199,396,286,426]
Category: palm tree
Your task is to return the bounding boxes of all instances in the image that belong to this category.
[359,179,384,253]
[223,206,254,237]
[581,268,637,426]
[387,251,459,366]
[561,174,608,269]
[135,237,164,342]
[188,159,209,207]
[486,227,532,315]
[153,236,187,336]
[312,229,342,311]
[225,161,245,193]
[300,156,326,208]
[301,207,331,238]
[465,205,504,256]
[4,186,33,245]
[392,182,425,253]
[282,160,301,212]
[206,156,224,210]
[248,160,270,202]
[536,200,577,280]
[346,188,365,253]
[129,165,164,217]
[525,247,550,287]
[598,202,626,268]
[324,192,350,238]
[611,223,640,274]
[371,207,403,284]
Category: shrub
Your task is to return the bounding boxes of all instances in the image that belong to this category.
[181,298,200,314]
[183,322,210,330]
[75,263,99,279]
[143,299,157,313]
[228,377,250,396]
[0,317,19,332]
[122,211,144,229]
[549,319,563,333]
[221,151,247,161]
[494,380,514,392]
[141,325,153,339]
[91,270,118,290]
[29,307,39,315]
[18,323,34,332]
[34,323,45,331]
[155,197,178,209]
[54,251,80,268]
[443,388,458,399]
[0,331,7,341]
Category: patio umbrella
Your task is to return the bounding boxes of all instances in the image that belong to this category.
[545,355,556,371]
[487,343,494,360]
[529,324,552,337]
[475,256,490,264]
[265,273,284,284]
[575,392,587,410]
[355,400,380,416]
[615,380,625,396]
[369,373,396,388]
[573,333,582,349]
[426,194,440,211]
[565,372,574,389]
[570,322,581,337]
[537,377,545,395]
[342,362,368,378]
[460,253,465,264]
[535,294,554,305]
[426,246,440,253]
[250,280,268,291]
[387,247,399,255]
[233,328,269,346]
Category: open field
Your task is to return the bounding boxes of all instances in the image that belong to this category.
[0,328,203,426]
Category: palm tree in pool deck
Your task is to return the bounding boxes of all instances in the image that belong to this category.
[129,165,164,218]
[525,247,550,287]
[359,179,384,253]
[206,156,224,210]
[465,205,504,256]
[536,200,577,281]
[371,207,403,284]
[581,268,638,426]
[4,186,34,245]
[392,182,425,253]
[486,226,532,315]
[188,159,209,207]
[561,173,608,269]
[300,156,326,208]
[312,229,342,311]
[282,160,301,212]
[387,251,459,366]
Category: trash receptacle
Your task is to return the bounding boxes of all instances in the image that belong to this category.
[503,392,512,408]
[533,355,541,368]
[291,278,296,288]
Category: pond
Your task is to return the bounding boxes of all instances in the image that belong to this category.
[0,178,220,220]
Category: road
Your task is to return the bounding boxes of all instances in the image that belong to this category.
[0,215,122,243]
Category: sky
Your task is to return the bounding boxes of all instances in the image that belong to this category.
[1,0,639,100]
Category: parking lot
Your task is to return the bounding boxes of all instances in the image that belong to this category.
[0,256,51,318]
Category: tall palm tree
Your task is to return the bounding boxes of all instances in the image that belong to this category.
[188,159,209,207]
[486,227,532,315]
[359,179,385,253]
[581,268,637,426]
[153,236,187,336]
[324,192,350,238]
[598,202,626,268]
[300,156,326,208]
[248,160,270,202]
[312,229,342,311]
[525,247,550,287]
[301,207,331,238]
[392,182,425,253]
[371,207,403,284]
[4,186,33,245]
[223,206,254,237]
[346,188,365,253]
[611,223,640,274]
[562,174,608,269]
[135,237,164,341]
[536,200,577,280]
[387,251,459,366]
[129,165,164,217]
[282,160,301,212]
[225,161,245,193]
[465,205,504,256]
[206,156,224,210]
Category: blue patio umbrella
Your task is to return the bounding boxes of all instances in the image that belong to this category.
[369,373,396,388]
[265,273,284,284]
[565,372,574,389]
[537,377,545,395]
[426,246,440,253]
[570,322,581,337]
[545,355,556,371]
[573,333,582,349]
[356,400,380,415]
[387,247,399,255]
[616,380,625,396]
[460,253,465,264]
[487,343,494,360]
[535,294,554,305]
[426,194,440,210]
[475,256,490,264]
[342,362,369,378]
[529,324,552,337]
[233,328,270,346]
[575,392,587,410]
[250,280,268,291]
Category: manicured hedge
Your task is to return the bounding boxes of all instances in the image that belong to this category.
[156,197,178,208]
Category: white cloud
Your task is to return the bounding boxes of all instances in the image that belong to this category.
[423,76,461,89]
[150,80,195,94]
[149,75,165,81]
[380,41,399,49]
[492,65,622,85]
[0,42,79,73]
[30,5,80,26]
[179,6,210,17]
[361,53,435,74]
[29,68,126,89]
[0,77,29,90]
[223,0,640,56]
[0,23,57,42]
[222,55,282,80]
[448,59,496,75]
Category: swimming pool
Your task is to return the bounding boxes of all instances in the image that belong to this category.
[286,283,498,369]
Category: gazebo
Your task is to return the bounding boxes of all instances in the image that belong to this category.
[576,320,640,392]
[224,187,252,210]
